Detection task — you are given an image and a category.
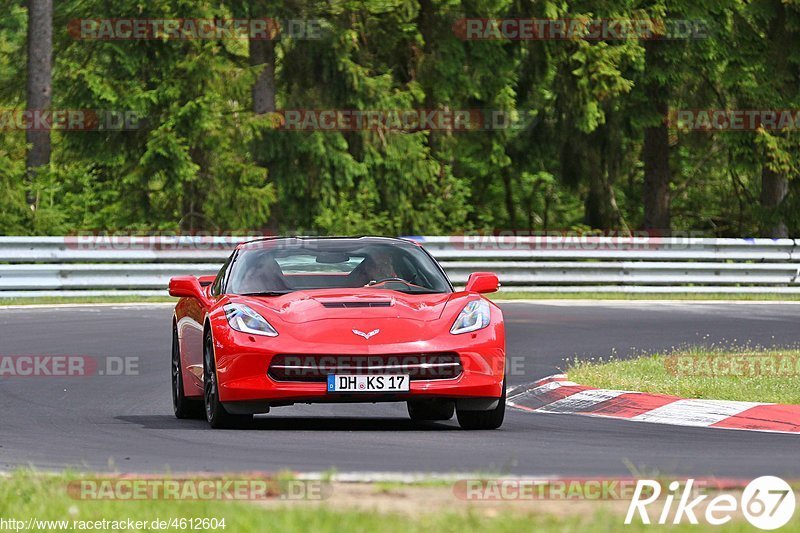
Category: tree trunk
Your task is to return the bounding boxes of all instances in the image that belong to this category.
[502,172,517,229]
[641,40,671,234]
[583,128,624,231]
[250,38,276,115]
[642,123,671,233]
[249,2,277,227]
[760,165,788,238]
[585,170,622,230]
[759,0,789,238]
[26,0,53,207]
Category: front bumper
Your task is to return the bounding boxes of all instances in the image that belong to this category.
[211,323,505,405]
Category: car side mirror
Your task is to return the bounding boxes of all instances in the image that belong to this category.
[169,276,208,302]
[465,272,500,294]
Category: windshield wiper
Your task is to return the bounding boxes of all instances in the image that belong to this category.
[238,291,293,296]
[396,290,444,294]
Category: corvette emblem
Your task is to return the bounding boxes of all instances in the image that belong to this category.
[352,328,380,340]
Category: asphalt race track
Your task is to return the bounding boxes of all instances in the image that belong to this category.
[1,301,798,477]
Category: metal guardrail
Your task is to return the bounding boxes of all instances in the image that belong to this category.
[0,236,799,297]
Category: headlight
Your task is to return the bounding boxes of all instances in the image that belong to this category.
[224,303,278,337]
[450,300,491,334]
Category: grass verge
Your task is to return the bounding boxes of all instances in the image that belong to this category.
[0,296,174,306]
[568,348,800,404]
[0,470,792,532]
[0,292,799,306]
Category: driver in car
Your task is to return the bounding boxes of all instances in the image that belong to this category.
[238,257,289,293]
[359,249,398,286]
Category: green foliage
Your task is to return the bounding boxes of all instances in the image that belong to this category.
[0,0,797,235]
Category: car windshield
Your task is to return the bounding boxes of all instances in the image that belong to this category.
[226,239,451,295]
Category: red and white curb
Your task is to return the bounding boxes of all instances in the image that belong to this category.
[507,374,800,434]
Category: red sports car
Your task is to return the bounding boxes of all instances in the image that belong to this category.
[169,237,505,429]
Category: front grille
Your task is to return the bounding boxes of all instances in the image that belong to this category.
[268,352,462,382]
[320,301,392,308]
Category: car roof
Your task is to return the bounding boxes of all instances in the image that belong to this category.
[235,236,421,251]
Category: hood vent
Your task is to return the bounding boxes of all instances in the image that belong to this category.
[320,301,392,308]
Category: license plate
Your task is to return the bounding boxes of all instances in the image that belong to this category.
[327,374,410,393]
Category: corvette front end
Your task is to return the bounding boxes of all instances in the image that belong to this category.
[207,308,505,409]
[170,236,507,429]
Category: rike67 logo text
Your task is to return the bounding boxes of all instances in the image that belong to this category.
[626,477,795,530]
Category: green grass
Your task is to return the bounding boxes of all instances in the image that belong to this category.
[568,348,800,404]
[1,470,792,532]
[0,292,798,307]
[0,296,174,306]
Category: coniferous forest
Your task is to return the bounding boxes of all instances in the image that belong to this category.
[3,0,800,237]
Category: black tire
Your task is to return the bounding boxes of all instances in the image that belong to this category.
[456,378,506,430]
[172,325,204,419]
[407,400,455,422]
[203,329,252,429]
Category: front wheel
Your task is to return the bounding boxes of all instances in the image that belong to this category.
[456,378,506,430]
[172,325,204,419]
[203,330,252,429]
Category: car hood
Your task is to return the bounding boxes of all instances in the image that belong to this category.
[229,289,453,324]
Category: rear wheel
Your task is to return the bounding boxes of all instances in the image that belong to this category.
[407,400,455,422]
[203,330,252,429]
[172,325,204,419]
[456,378,506,430]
